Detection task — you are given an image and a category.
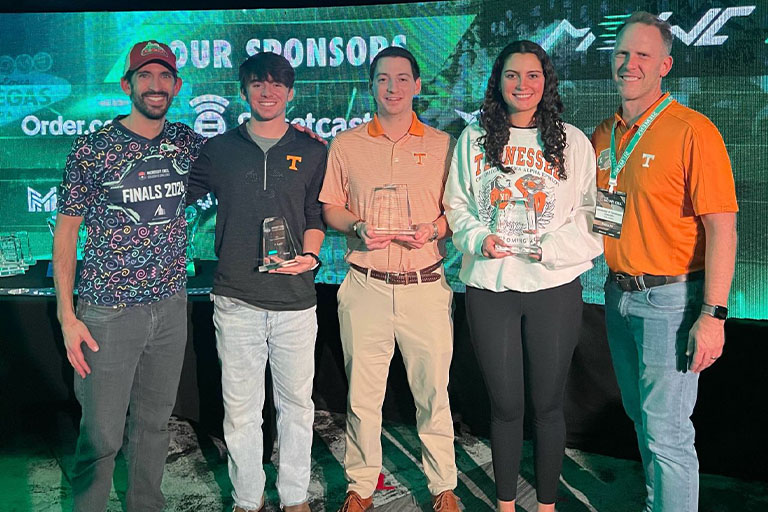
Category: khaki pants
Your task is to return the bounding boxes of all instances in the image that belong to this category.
[337,267,457,497]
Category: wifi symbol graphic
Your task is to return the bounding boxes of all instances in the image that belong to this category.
[189,95,230,138]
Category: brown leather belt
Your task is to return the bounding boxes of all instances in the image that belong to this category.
[350,260,443,285]
[609,270,704,292]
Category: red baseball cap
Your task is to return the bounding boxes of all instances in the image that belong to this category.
[124,40,177,75]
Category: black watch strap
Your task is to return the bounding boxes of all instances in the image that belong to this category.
[701,303,728,320]
[302,252,322,270]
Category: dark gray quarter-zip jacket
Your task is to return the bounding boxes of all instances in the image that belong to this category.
[187,123,327,310]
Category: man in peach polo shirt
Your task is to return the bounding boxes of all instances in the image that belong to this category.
[320,46,459,512]
[591,12,738,512]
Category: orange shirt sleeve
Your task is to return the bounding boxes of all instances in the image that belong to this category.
[319,139,348,207]
[684,116,738,216]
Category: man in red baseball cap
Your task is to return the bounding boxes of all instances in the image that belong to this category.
[54,39,204,511]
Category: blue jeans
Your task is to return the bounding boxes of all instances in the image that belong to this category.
[604,279,703,512]
[212,294,316,509]
[72,290,187,512]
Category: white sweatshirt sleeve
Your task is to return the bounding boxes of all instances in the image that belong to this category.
[443,125,492,256]
[539,127,604,269]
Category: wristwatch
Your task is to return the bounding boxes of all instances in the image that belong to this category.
[428,222,439,241]
[351,220,364,238]
[701,303,728,320]
[302,252,322,270]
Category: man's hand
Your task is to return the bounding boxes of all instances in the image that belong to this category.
[687,313,725,373]
[394,223,433,250]
[356,222,395,250]
[481,234,512,259]
[292,123,328,145]
[61,317,99,379]
[270,254,318,275]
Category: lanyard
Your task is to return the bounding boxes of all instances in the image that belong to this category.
[609,95,674,193]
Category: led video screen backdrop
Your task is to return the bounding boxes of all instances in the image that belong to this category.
[0,1,765,318]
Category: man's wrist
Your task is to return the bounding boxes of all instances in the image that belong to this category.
[58,310,78,325]
[428,222,439,241]
[301,252,322,270]
[701,303,728,321]
[351,219,364,238]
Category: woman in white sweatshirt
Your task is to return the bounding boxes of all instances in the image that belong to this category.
[443,40,603,512]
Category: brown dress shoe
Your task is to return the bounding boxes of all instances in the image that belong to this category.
[431,490,460,512]
[283,502,311,512]
[338,491,373,512]
[233,501,265,512]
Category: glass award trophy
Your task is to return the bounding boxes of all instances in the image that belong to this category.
[369,184,417,235]
[185,205,201,276]
[0,231,36,277]
[258,216,299,272]
[494,197,540,254]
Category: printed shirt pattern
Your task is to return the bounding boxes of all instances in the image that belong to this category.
[58,118,205,307]
[475,142,560,244]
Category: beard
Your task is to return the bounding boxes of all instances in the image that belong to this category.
[131,89,173,120]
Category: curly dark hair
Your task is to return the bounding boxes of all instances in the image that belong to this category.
[478,40,568,180]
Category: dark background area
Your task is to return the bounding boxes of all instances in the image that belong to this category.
[1,262,766,483]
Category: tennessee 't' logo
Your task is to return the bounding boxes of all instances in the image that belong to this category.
[641,153,655,168]
[413,152,426,165]
[286,155,302,171]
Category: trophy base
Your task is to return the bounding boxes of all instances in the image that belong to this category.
[371,228,418,236]
[495,244,540,255]
[258,259,299,273]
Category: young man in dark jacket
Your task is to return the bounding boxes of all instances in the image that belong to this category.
[187,52,326,512]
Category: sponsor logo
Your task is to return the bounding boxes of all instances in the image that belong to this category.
[190,94,229,138]
[659,7,756,47]
[27,186,57,212]
[0,52,53,75]
[21,115,111,136]
[542,6,756,52]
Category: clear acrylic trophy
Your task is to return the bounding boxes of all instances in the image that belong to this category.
[258,216,299,272]
[0,231,36,277]
[494,197,540,254]
[185,205,200,276]
[370,184,417,235]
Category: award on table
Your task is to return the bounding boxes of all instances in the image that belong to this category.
[0,231,36,277]
[258,217,299,272]
[494,197,540,254]
[369,184,417,235]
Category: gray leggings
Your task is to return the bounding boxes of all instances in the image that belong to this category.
[465,279,582,504]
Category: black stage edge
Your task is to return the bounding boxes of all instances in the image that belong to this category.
[1,261,765,482]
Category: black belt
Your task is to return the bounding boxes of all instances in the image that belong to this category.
[350,260,443,285]
[609,270,704,292]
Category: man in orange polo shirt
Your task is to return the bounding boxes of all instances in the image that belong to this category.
[591,12,738,512]
[320,46,459,512]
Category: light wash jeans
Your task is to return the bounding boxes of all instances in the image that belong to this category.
[72,290,188,512]
[212,294,316,510]
[604,279,703,512]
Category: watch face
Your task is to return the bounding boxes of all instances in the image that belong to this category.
[713,306,728,320]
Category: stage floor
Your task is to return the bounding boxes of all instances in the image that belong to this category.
[2,408,766,512]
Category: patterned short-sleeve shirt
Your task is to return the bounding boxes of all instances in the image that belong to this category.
[58,117,205,307]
